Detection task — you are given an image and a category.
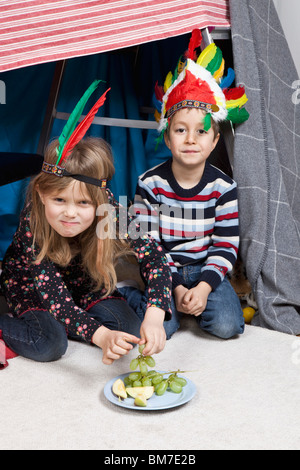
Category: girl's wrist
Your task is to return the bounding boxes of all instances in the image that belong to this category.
[145,306,166,323]
[91,325,108,348]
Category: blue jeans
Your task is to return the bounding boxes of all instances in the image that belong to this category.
[0,299,141,362]
[119,265,244,340]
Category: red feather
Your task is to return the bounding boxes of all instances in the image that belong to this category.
[154,81,164,101]
[186,29,202,60]
[223,85,245,100]
[61,88,111,161]
[166,70,216,112]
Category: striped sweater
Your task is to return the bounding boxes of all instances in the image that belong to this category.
[133,158,239,291]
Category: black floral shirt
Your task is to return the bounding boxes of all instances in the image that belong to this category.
[0,190,172,342]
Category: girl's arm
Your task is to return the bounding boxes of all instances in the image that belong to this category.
[127,216,172,356]
[109,189,173,318]
[109,191,173,355]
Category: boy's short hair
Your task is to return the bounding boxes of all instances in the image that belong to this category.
[208,115,220,139]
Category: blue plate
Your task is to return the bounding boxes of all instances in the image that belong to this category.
[104,372,197,411]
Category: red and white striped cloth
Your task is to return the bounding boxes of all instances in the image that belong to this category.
[0,0,230,72]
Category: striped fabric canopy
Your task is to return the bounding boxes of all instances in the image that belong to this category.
[0,0,230,72]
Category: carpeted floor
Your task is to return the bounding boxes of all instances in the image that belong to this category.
[0,314,299,451]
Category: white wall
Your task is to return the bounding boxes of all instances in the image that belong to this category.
[273,0,300,77]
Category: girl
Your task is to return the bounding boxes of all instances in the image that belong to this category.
[0,83,172,366]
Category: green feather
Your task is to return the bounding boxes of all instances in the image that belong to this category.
[227,107,250,124]
[203,113,212,131]
[206,47,222,76]
[56,79,101,165]
[172,55,184,83]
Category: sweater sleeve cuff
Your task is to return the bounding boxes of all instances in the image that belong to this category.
[146,300,172,321]
[198,270,223,291]
[172,272,186,291]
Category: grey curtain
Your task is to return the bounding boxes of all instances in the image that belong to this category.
[229,0,300,334]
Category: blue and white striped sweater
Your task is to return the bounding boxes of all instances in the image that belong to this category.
[133,158,239,291]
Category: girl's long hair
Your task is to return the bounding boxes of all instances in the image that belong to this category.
[29,137,133,295]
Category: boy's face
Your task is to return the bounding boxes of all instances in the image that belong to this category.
[164,108,220,171]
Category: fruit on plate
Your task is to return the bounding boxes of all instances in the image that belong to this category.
[126,386,154,400]
[111,342,190,407]
[134,394,147,407]
[112,378,127,399]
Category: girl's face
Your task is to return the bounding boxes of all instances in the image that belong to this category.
[164,108,219,172]
[38,180,96,238]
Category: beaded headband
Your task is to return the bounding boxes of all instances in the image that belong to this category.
[166,99,219,119]
[42,162,107,189]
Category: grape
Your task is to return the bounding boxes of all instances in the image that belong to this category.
[139,359,148,376]
[145,356,156,367]
[152,374,163,385]
[133,380,142,387]
[129,372,141,382]
[142,377,152,387]
[130,358,139,371]
[138,344,146,354]
[155,380,168,396]
[147,370,158,378]
[173,376,187,387]
[169,380,182,394]
[124,376,132,386]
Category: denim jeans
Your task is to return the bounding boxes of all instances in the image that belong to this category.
[0,298,141,362]
[119,264,245,340]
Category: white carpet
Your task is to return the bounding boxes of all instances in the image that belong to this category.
[0,319,299,451]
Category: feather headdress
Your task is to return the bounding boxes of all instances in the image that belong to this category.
[154,29,249,135]
[42,80,111,188]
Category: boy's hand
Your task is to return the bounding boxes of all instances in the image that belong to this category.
[139,307,166,356]
[92,326,140,365]
[182,282,212,316]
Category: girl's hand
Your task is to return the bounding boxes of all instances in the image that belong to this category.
[92,326,140,365]
[139,307,166,356]
[174,285,189,313]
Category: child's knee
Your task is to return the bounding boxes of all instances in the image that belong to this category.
[198,304,245,339]
[211,317,245,339]
[33,334,68,362]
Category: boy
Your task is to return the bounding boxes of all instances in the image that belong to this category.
[128,30,250,342]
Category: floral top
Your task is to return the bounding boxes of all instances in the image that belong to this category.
[0,190,172,343]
